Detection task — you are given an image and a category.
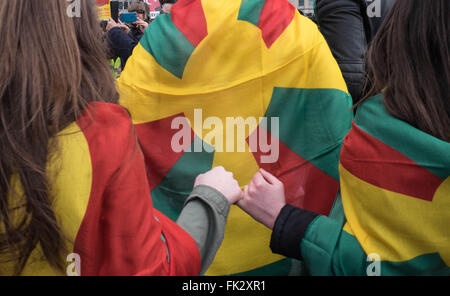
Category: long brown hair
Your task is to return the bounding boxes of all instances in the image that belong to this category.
[0,0,118,274]
[362,0,450,142]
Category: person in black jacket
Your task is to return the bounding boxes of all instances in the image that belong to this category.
[105,19,138,70]
[105,2,150,70]
[315,0,395,102]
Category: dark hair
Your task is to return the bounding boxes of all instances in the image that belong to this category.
[361,0,450,142]
[129,1,148,19]
[0,0,118,274]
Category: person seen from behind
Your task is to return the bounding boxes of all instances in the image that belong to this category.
[0,0,241,276]
[238,0,450,276]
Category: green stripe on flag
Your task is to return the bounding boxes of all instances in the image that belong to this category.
[140,14,195,79]
[381,253,450,276]
[263,87,353,180]
[237,0,266,26]
[355,94,450,180]
[302,216,450,275]
[151,136,215,221]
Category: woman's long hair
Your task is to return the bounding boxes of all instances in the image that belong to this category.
[362,0,450,142]
[0,0,118,274]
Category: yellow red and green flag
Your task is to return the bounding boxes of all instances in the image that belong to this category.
[117,0,352,275]
[300,95,450,275]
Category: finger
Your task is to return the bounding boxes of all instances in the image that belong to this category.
[259,168,280,185]
[236,198,245,209]
[252,171,266,187]
[247,179,256,195]
[238,188,244,202]
[237,186,248,208]
[240,185,249,201]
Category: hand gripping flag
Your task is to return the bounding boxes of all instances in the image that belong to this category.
[299,95,450,275]
[117,0,353,275]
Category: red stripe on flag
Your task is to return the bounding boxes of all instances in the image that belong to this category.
[74,104,201,275]
[248,126,339,216]
[258,0,295,48]
[75,103,169,275]
[135,114,194,191]
[171,0,208,47]
[341,122,443,202]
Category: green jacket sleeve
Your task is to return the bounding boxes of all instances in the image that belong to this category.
[270,204,372,276]
[271,203,450,276]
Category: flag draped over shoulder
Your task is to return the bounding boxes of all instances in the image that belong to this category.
[340,95,450,274]
[300,95,450,275]
[2,103,200,276]
[117,0,353,275]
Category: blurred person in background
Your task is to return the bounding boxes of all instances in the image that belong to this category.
[127,1,150,41]
[106,2,149,70]
[160,0,177,14]
[105,1,150,69]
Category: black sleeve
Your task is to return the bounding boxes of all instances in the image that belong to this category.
[365,0,396,41]
[270,204,318,260]
[107,27,139,69]
[315,0,367,102]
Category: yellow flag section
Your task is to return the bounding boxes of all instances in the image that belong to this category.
[118,0,351,275]
[341,168,450,266]
[0,122,92,276]
[295,95,450,275]
[1,102,203,276]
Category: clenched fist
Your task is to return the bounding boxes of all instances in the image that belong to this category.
[194,166,242,204]
[237,169,286,230]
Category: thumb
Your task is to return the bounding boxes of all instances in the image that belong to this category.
[236,185,248,209]
[259,168,280,185]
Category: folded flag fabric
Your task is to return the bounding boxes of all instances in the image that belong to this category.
[1,103,200,276]
[300,95,450,275]
[117,0,352,275]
